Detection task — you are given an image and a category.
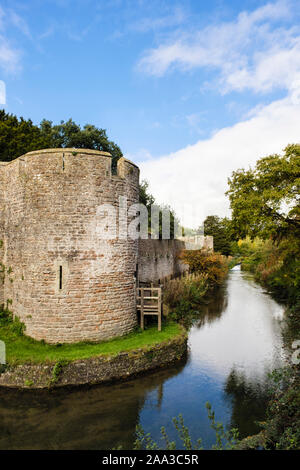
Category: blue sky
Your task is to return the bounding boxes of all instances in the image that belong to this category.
[1,0,300,225]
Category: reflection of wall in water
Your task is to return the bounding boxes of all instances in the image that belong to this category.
[0,360,186,450]
[194,284,228,328]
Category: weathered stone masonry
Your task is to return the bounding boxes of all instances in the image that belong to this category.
[0,149,139,344]
[138,236,213,284]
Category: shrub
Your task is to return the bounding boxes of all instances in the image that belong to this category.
[164,273,208,322]
[133,403,239,450]
[0,305,26,335]
[233,237,300,305]
[261,367,300,450]
[163,249,229,323]
[179,249,229,288]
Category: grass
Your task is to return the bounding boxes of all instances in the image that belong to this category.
[0,320,182,365]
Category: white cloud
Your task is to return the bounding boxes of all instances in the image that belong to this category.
[137,0,300,95]
[0,79,5,104]
[135,1,300,227]
[0,7,23,74]
[137,93,300,228]
[0,35,21,74]
[8,9,31,39]
[130,7,186,33]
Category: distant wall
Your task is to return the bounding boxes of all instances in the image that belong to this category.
[138,239,187,284]
[178,235,213,251]
[138,235,213,284]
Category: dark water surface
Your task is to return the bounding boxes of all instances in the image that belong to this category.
[0,269,287,449]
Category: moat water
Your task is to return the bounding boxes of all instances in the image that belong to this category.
[0,268,287,450]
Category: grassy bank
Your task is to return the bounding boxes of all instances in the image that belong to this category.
[0,312,182,365]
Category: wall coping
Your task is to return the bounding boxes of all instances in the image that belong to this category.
[0,148,112,167]
[0,149,139,171]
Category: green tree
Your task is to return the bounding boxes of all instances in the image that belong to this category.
[226,144,300,242]
[40,119,123,169]
[203,215,233,255]
[0,110,122,169]
[227,144,300,304]
[139,179,155,208]
[139,179,179,239]
[0,110,51,161]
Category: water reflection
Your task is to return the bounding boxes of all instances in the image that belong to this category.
[224,368,270,437]
[0,270,286,449]
[0,362,186,450]
[189,270,286,382]
[193,284,228,329]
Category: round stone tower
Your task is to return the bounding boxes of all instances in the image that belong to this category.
[0,149,140,343]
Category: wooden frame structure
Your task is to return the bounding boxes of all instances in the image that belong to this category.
[136,287,162,331]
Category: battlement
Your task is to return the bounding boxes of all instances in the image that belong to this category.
[0,148,139,184]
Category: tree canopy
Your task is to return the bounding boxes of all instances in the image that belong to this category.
[0,110,122,168]
[139,179,179,239]
[0,110,51,161]
[226,144,300,242]
[203,215,233,255]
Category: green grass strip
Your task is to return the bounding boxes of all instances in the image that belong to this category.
[0,321,182,365]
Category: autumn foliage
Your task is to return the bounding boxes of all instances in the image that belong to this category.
[179,250,228,287]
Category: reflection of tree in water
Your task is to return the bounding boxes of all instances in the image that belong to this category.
[0,360,186,450]
[193,285,228,329]
[224,368,270,439]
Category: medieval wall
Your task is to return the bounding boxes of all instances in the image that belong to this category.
[138,239,187,284]
[178,235,213,251]
[0,149,139,344]
[138,235,213,284]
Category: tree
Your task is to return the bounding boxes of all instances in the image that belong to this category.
[139,179,179,239]
[0,110,122,168]
[203,215,233,255]
[226,144,300,242]
[40,119,123,169]
[0,110,51,161]
[139,179,155,208]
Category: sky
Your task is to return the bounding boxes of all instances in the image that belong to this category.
[0,0,300,227]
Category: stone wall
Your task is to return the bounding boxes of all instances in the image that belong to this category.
[0,149,139,344]
[138,239,188,284]
[138,236,213,284]
[0,163,5,307]
[178,235,213,251]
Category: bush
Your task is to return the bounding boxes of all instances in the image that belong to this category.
[261,367,300,450]
[133,402,239,450]
[164,250,229,323]
[179,250,229,288]
[232,237,300,305]
[164,273,208,308]
[164,274,208,321]
[0,305,26,335]
[164,273,208,322]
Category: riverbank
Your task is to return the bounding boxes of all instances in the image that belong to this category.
[0,322,187,389]
[229,242,300,450]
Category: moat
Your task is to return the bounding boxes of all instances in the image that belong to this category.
[0,268,287,450]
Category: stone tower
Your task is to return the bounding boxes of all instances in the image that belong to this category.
[0,149,140,343]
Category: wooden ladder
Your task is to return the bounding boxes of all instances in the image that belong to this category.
[137,287,162,331]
